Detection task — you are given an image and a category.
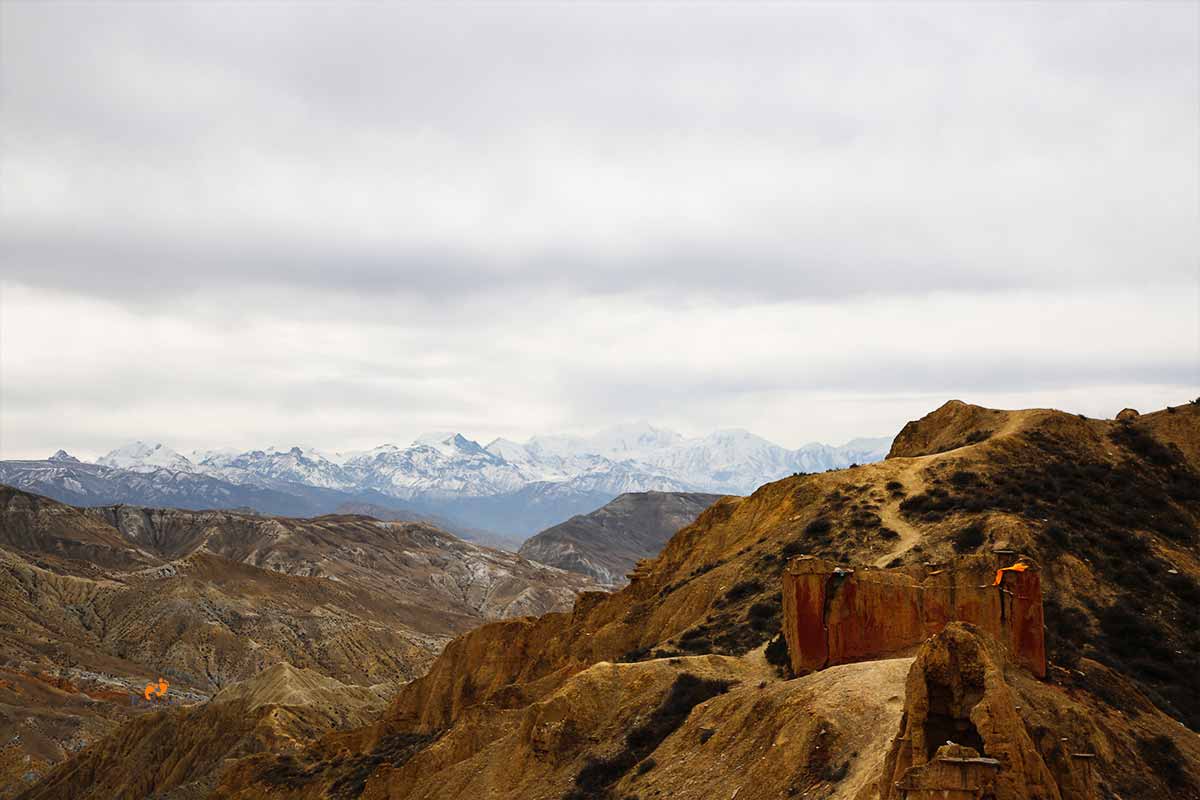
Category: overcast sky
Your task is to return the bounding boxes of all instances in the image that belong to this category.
[1,2,1196,460]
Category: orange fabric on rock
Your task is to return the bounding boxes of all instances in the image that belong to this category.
[993,562,1030,586]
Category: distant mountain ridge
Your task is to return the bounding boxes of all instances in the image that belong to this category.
[518,491,724,586]
[1,424,891,537]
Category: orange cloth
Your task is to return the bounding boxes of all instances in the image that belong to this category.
[993,562,1030,586]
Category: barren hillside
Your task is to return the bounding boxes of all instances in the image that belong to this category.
[21,400,1200,800]
[0,491,592,794]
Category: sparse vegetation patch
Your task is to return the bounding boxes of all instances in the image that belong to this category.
[565,673,733,799]
[951,522,986,553]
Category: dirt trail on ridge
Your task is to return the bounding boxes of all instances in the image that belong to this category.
[872,457,929,567]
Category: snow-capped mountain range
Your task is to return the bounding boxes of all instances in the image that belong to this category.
[1,424,891,540]
[95,424,890,497]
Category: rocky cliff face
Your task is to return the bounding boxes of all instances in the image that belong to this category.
[517,491,723,586]
[20,401,1200,799]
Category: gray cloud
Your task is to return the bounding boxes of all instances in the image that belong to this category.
[1,283,1194,458]
[3,2,1195,303]
[0,2,1195,456]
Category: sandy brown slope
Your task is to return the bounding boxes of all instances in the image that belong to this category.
[27,400,1200,799]
[17,664,390,800]
[518,492,724,586]
[0,488,593,794]
[85,504,589,622]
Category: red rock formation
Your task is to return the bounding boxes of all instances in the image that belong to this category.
[781,554,1046,678]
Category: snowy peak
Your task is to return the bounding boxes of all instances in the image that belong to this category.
[196,445,355,490]
[414,431,457,446]
[586,422,685,457]
[98,441,195,474]
[188,447,238,465]
[49,450,80,463]
[509,426,893,495]
[526,422,684,460]
[626,429,798,494]
[483,437,530,462]
[339,432,519,500]
[414,432,489,457]
[695,428,782,455]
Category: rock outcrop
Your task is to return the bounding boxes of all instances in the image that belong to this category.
[887,400,1009,458]
[879,623,1062,800]
[781,554,1046,678]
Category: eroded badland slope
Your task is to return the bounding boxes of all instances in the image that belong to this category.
[26,400,1200,799]
[0,492,591,794]
[18,663,390,800]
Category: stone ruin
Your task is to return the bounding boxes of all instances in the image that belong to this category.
[780,553,1046,679]
[894,742,1001,800]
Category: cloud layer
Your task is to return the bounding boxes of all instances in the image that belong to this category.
[1,2,1196,458]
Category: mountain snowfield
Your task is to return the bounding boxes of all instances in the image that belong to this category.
[97,441,197,473]
[96,424,891,497]
[2,424,891,538]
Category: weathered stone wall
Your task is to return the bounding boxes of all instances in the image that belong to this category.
[780,553,1046,678]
